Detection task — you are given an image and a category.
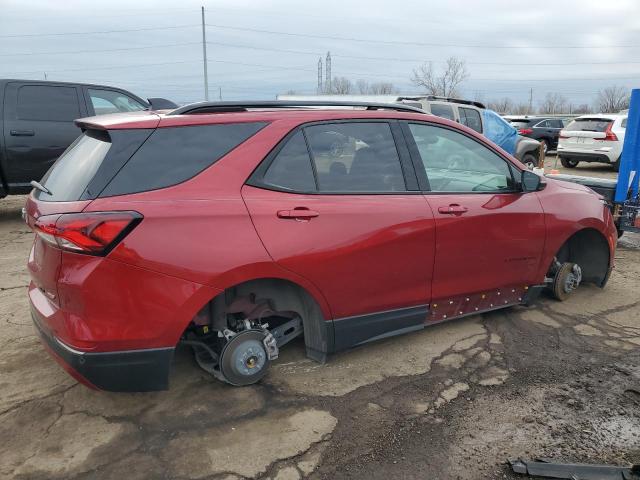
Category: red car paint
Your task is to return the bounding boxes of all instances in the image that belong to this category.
[25,107,617,391]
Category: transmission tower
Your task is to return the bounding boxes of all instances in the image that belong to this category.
[325,51,332,94]
[317,57,323,94]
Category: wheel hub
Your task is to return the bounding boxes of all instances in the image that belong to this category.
[219,329,270,386]
[563,264,582,293]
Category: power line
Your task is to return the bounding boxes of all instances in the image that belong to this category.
[0,42,200,57]
[205,23,639,50]
[0,24,199,38]
[203,40,640,66]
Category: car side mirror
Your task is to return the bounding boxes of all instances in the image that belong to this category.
[521,170,546,192]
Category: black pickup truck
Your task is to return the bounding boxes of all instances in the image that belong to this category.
[0,79,175,198]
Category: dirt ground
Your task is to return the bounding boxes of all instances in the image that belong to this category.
[1,176,639,479]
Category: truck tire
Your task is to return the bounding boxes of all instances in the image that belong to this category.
[560,157,579,168]
[521,153,538,170]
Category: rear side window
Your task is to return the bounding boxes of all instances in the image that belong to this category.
[429,104,455,121]
[36,131,111,201]
[17,85,80,121]
[263,131,316,192]
[305,122,406,192]
[565,118,613,132]
[621,118,627,128]
[459,107,482,133]
[101,122,266,197]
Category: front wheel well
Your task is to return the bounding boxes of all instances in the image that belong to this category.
[552,228,610,286]
[187,278,330,363]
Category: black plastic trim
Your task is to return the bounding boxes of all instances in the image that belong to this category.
[331,305,428,352]
[521,284,546,306]
[32,308,173,392]
[558,152,612,163]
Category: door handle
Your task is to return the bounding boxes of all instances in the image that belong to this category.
[277,208,319,220]
[10,129,35,136]
[438,204,468,215]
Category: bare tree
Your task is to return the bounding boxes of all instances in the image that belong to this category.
[369,82,398,95]
[595,86,630,113]
[487,97,514,114]
[573,103,593,114]
[354,79,398,95]
[513,103,530,115]
[331,76,353,94]
[355,79,369,94]
[411,56,469,97]
[539,92,568,114]
[284,89,298,95]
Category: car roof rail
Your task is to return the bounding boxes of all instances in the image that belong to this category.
[167,100,426,116]
[417,95,486,109]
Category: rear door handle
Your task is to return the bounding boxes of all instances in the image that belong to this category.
[10,130,34,136]
[277,208,319,220]
[438,204,468,215]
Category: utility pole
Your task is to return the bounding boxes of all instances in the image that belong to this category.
[219,86,222,101]
[43,72,47,80]
[317,57,323,94]
[325,51,332,94]
[201,6,209,101]
[528,88,533,114]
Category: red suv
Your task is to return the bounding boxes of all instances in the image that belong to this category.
[25,101,617,392]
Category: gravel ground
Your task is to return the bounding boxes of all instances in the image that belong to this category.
[1,189,638,480]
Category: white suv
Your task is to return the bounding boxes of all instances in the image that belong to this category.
[557,114,627,171]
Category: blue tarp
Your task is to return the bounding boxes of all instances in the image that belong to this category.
[482,109,517,155]
[615,88,639,202]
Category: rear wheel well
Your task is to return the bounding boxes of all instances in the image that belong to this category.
[188,278,330,363]
[553,228,610,286]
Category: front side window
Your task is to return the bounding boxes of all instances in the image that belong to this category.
[408,123,516,193]
[88,89,146,115]
[459,107,482,133]
[535,120,550,128]
[304,122,406,192]
[17,85,80,121]
[429,104,456,121]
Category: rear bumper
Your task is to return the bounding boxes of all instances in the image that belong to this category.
[31,304,173,392]
[557,151,615,163]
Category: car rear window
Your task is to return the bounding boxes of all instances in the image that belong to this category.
[510,120,534,128]
[100,122,267,197]
[36,130,111,201]
[565,118,613,132]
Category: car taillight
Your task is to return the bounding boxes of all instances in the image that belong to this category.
[604,122,618,141]
[518,128,533,135]
[33,211,142,255]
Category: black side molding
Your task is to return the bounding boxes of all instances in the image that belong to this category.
[331,305,427,352]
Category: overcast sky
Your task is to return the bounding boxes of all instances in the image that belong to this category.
[1,0,639,108]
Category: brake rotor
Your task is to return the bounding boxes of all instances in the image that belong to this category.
[219,329,270,386]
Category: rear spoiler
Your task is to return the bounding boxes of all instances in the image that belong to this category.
[75,112,161,131]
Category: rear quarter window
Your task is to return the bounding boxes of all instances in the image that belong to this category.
[100,122,267,197]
